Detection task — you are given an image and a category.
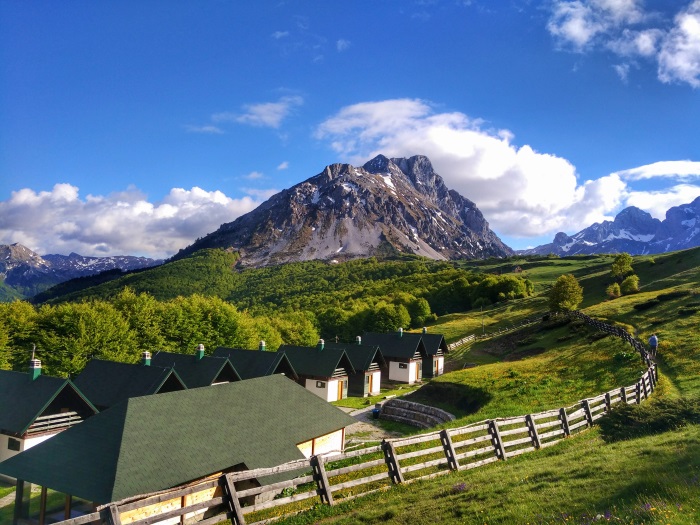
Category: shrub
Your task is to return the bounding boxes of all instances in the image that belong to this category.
[620,274,640,294]
[549,274,583,312]
[606,282,621,299]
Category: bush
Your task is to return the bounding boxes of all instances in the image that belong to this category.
[620,274,640,294]
[599,397,700,442]
[606,282,621,299]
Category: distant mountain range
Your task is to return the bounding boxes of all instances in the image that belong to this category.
[518,197,700,256]
[3,155,699,301]
[0,243,161,299]
[175,154,513,266]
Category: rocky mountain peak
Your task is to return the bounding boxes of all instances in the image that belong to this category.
[175,154,513,267]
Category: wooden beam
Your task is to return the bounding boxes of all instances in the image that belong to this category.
[65,494,73,520]
[559,408,571,437]
[439,429,459,471]
[488,420,507,460]
[39,486,48,525]
[107,504,122,525]
[525,414,541,449]
[381,440,404,484]
[310,454,334,506]
[223,473,246,525]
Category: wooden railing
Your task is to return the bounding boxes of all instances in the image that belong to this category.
[54,310,658,525]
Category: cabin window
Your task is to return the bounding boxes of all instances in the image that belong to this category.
[398,363,408,369]
[316,381,326,388]
[8,438,20,451]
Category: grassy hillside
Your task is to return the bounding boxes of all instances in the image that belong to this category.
[286,247,700,524]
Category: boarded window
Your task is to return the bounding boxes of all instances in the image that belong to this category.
[316,381,326,388]
[8,438,20,451]
[398,363,408,369]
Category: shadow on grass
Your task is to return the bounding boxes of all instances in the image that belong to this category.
[404,382,493,418]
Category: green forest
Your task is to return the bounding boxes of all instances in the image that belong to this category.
[0,250,534,377]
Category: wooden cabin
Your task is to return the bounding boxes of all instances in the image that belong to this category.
[420,329,449,378]
[72,352,186,410]
[150,345,241,388]
[362,329,428,385]
[324,338,385,397]
[0,375,355,525]
[278,340,355,402]
[213,342,299,381]
[0,360,97,482]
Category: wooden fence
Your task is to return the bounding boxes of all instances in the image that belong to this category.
[54,311,658,525]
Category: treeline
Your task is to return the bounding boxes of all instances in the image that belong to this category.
[2,252,535,377]
[0,289,319,378]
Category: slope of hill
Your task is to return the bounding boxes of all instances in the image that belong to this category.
[272,247,700,525]
[174,154,513,267]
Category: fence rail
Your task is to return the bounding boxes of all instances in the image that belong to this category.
[54,310,657,525]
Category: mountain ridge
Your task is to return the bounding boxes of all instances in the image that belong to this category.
[174,154,513,266]
[519,197,700,256]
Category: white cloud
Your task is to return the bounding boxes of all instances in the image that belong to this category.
[315,98,700,240]
[213,95,304,129]
[277,161,290,170]
[183,124,224,134]
[0,184,261,259]
[336,39,351,51]
[547,0,700,87]
[243,188,279,200]
[613,62,630,81]
[614,160,700,180]
[245,171,265,180]
[625,183,700,218]
[271,31,289,39]
[658,0,700,87]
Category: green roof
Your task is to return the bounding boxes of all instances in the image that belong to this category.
[0,375,355,504]
[278,344,356,378]
[213,347,299,380]
[0,370,97,436]
[73,359,187,409]
[150,351,241,388]
[362,332,428,359]
[323,343,385,372]
[420,333,448,356]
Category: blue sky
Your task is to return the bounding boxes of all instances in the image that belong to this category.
[1,0,699,258]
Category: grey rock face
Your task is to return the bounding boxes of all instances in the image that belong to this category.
[175,155,513,267]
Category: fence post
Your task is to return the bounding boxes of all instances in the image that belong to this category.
[582,399,593,427]
[635,381,642,404]
[642,374,649,399]
[382,440,404,484]
[223,473,246,525]
[620,386,627,404]
[525,414,541,449]
[107,505,122,525]
[440,429,460,471]
[604,392,612,413]
[488,420,507,460]
[559,408,571,437]
[310,455,334,506]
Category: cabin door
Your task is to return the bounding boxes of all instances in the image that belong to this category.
[337,380,344,400]
[367,373,373,394]
[434,358,439,376]
[415,362,421,382]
